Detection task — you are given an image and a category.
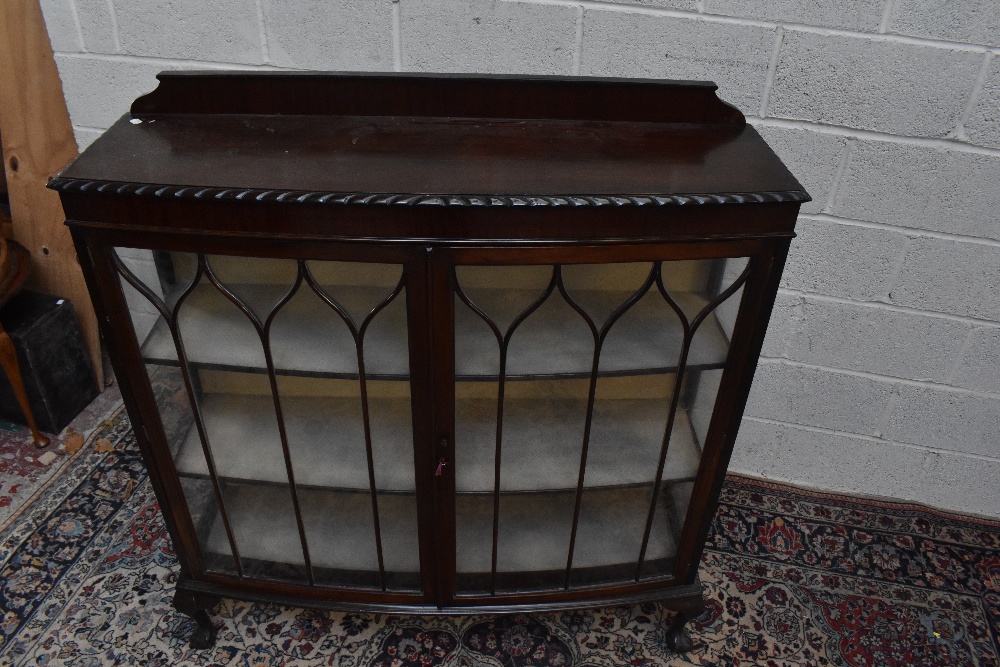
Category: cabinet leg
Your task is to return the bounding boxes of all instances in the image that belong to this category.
[664,611,695,654]
[172,589,218,649]
[0,327,49,449]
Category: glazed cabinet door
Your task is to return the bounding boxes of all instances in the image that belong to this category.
[434,243,767,603]
[83,235,437,601]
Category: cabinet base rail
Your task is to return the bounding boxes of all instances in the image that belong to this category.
[173,576,706,651]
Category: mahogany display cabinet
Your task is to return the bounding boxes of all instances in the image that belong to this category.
[51,72,808,651]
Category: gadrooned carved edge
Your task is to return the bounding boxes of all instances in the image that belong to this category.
[47,178,810,207]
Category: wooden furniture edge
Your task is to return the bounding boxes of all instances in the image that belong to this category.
[47,177,811,209]
[129,71,747,125]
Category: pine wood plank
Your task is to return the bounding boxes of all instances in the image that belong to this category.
[0,0,101,386]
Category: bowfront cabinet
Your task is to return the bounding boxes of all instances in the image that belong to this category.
[52,72,807,651]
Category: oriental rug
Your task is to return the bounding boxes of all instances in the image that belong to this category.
[0,405,998,666]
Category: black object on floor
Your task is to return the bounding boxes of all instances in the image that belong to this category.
[0,290,97,433]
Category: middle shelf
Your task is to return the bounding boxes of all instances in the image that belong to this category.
[171,390,702,493]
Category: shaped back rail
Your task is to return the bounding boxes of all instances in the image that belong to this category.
[132,72,746,125]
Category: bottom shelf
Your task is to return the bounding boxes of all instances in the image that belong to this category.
[189,479,692,592]
[456,483,691,592]
[195,480,420,589]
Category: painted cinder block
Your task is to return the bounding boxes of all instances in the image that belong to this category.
[833,140,1000,241]
[732,418,1000,517]
[885,385,1000,458]
[114,0,264,63]
[38,0,81,52]
[951,327,1000,395]
[784,299,970,382]
[767,31,982,137]
[889,0,1000,49]
[264,0,393,71]
[780,217,908,301]
[888,238,1000,322]
[599,0,694,9]
[579,10,775,113]
[732,420,899,499]
[75,0,119,53]
[760,292,799,358]
[41,0,117,53]
[54,56,177,129]
[744,360,894,435]
[964,59,1000,150]
[753,125,848,214]
[401,0,577,74]
[705,0,884,32]
[72,127,103,152]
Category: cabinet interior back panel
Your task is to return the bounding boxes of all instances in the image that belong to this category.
[139,285,730,378]
[204,483,420,573]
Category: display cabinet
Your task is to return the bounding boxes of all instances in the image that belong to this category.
[51,72,808,651]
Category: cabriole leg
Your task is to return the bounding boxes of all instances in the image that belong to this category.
[665,611,695,653]
[661,591,705,654]
[173,589,219,649]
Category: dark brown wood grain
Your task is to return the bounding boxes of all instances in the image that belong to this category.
[53,117,803,208]
[129,71,746,124]
[56,73,806,649]
[53,72,805,212]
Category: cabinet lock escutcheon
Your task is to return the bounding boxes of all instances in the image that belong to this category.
[435,438,449,476]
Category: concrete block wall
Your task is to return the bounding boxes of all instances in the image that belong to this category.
[40,0,1000,517]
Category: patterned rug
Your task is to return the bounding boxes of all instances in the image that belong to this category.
[1,405,998,666]
[0,385,121,526]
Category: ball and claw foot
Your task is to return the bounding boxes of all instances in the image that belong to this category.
[189,618,217,650]
[173,589,219,649]
[665,613,695,654]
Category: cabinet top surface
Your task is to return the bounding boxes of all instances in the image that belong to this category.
[52,72,808,209]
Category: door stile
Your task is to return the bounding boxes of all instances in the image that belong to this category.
[406,247,450,604]
[673,239,792,581]
[422,248,459,606]
[405,247,440,602]
[69,229,206,578]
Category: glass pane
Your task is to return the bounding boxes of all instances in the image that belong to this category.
[453,257,750,594]
[307,261,410,378]
[112,248,419,592]
[640,256,749,580]
[179,475,235,574]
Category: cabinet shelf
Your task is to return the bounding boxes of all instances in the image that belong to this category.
[203,481,420,575]
[173,393,415,492]
[455,287,731,378]
[456,483,685,582]
[140,284,731,381]
[455,398,701,493]
[173,392,701,493]
[199,481,685,582]
[141,284,411,378]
